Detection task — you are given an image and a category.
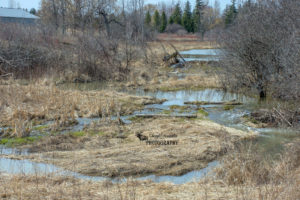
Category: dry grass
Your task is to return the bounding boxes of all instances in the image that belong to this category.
[1,117,299,200]
[148,40,217,52]
[1,151,299,200]
[216,140,300,185]
[5,118,256,178]
[124,58,222,92]
[0,82,164,131]
[150,74,221,91]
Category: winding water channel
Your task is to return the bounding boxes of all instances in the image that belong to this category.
[0,49,298,184]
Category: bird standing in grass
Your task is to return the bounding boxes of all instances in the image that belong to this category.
[136,132,148,141]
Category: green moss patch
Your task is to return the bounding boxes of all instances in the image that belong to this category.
[128,116,144,123]
[0,136,41,147]
[223,105,235,110]
[33,125,49,131]
[197,108,209,116]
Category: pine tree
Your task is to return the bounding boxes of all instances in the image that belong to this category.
[160,11,167,33]
[193,0,204,33]
[169,16,174,24]
[224,0,238,27]
[145,10,152,26]
[153,10,161,31]
[30,8,37,15]
[182,1,193,32]
[170,3,182,25]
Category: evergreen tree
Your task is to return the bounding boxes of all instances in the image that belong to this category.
[145,10,152,26]
[193,0,205,33]
[160,11,167,33]
[153,10,161,31]
[224,0,238,27]
[170,3,182,25]
[29,8,37,15]
[193,0,204,32]
[182,1,193,32]
[169,16,174,24]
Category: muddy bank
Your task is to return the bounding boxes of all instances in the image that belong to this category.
[4,118,256,178]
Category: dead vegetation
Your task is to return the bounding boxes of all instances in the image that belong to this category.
[0,83,164,132]
[5,118,256,178]
[1,140,299,200]
[248,102,300,128]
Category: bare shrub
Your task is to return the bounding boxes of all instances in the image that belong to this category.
[216,142,273,185]
[0,23,142,82]
[165,24,187,34]
[0,23,65,79]
[75,34,133,81]
[217,140,300,187]
[218,0,300,100]
[250,103,300,128]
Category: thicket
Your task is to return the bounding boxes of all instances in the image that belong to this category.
[218,0,300,101]
[0,0,151,81]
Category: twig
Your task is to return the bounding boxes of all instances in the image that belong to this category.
[0,73,13,77]
[0,56,16,68]
[273,108,292,126]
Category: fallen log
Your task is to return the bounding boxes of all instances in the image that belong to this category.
[135,113,197,118]
[169,43,186,63]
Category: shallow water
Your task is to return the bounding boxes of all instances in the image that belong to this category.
[1,87,298,184]
[180,49,220,61]
[1,88,298,182]
[134,88,254,106]
[0,147,29,156]
[180,49,220,56]
[131,89,299,157]
[0,148,218,184]
[137,161,218,184]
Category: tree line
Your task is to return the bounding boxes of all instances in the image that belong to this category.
[145,0,220,35]
[36,0,238,39]
[144,0,239,39]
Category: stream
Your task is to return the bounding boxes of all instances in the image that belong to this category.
[1,49,298,185]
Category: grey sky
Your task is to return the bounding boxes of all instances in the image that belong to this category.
[0,0,232,11]
[0,0,40,9]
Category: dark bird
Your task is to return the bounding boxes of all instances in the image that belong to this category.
[136,133,148,141]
